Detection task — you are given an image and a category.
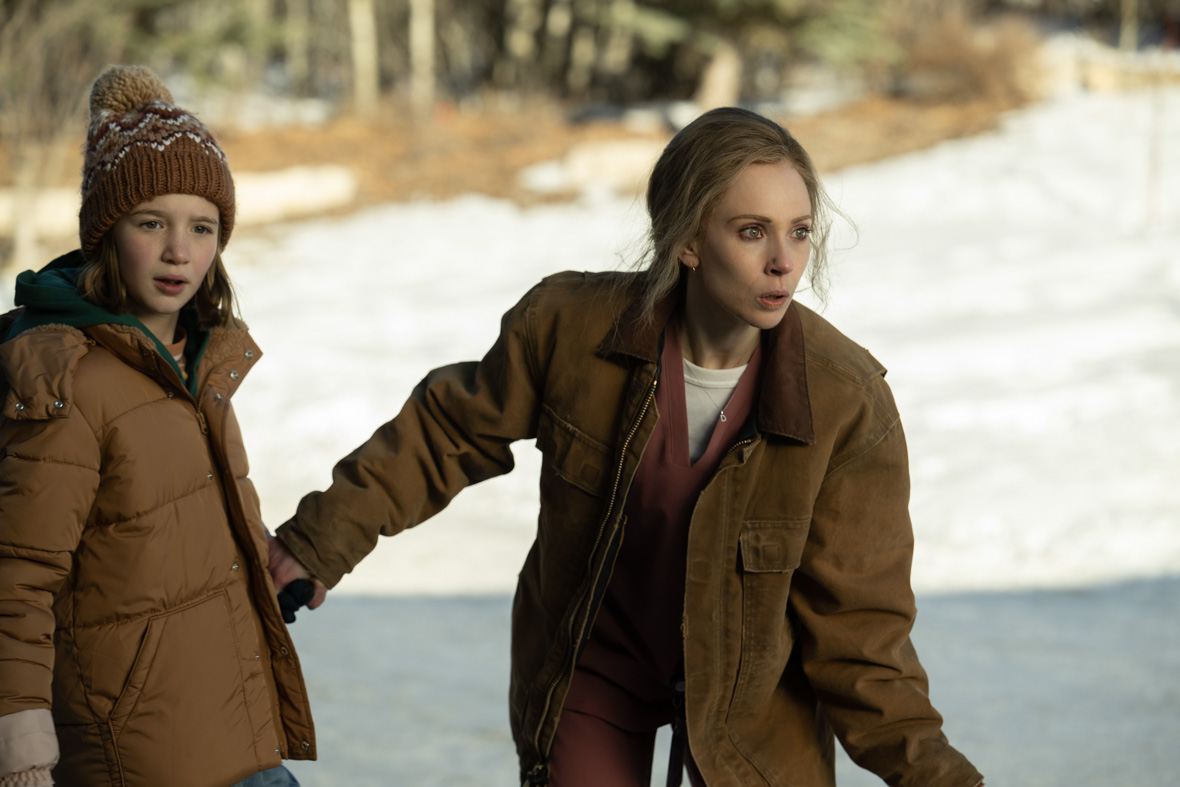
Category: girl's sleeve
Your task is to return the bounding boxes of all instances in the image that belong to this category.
[789,377,982,787]
[0,373,101,776]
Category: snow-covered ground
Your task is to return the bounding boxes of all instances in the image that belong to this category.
[4,85,1178,785]
[225,85,1180,598]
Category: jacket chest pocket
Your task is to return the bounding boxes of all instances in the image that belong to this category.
[730,519,810,714]
[739,521,809,574]
[536,406,611,499]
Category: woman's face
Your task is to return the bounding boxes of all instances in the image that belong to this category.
[680,161,812,355]
[113,193,220,343]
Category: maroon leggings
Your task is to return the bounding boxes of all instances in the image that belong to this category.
[548,708,707,787]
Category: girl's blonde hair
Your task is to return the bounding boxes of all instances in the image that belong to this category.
[634,106,838,320]
[77,230,238,330]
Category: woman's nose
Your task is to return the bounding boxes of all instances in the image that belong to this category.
[766,238,794,275]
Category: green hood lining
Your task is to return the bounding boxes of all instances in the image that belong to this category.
[7,251,210,397]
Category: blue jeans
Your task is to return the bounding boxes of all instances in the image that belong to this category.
[231,766,301,787]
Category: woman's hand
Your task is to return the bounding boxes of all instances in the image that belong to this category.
[267,536,328,611]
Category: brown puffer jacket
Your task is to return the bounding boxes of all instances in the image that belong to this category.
[0,311,315,787]
[278,271,982,787]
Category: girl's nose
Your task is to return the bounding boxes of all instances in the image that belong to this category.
[162,230,190,264]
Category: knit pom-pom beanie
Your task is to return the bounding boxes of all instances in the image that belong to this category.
[79,65,235,255]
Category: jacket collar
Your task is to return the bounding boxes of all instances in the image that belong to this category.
[598,282,815,445]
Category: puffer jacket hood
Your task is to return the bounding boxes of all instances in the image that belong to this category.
[6,251,209,396]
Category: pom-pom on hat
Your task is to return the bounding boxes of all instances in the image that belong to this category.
[79,65,235,256]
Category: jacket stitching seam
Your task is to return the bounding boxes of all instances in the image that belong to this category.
[0,452,99,472]
[823,413,902,480]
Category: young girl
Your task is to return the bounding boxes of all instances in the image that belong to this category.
[269,108,984,786]
[0,66,314,787]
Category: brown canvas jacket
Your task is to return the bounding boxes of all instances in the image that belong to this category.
[0,313,315,787]
[277,270,982,787]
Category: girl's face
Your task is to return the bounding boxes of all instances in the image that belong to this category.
[113,193,220,343]
[680,161,812,366]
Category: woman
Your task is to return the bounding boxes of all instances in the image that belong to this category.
[270,107,982,787]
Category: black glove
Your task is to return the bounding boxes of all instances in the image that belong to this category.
[277,578,316,624]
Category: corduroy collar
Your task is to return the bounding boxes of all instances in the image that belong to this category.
[597,283,815,445]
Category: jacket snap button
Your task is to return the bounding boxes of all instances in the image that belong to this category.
[245,350,254,360]
[53,400,64,409]
[229,370,239,380]
[301,741,310,751]
[166,391,174,398]
[280,646,289,656]
[214,393,223,400]
[232,562,240,571]
[255,653,261,660]
[206,472,214,479]
[13,403,24,411]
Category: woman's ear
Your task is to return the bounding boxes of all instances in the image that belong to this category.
[679,244,699,270]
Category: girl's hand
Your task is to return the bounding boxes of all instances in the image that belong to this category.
[267,536,328,610]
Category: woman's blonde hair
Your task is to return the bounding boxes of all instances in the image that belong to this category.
[76,230,238,329]
[634,106,838,320]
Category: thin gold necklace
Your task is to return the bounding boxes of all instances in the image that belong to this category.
[695,380,731,422]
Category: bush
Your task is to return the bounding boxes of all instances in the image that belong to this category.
[877,2,1041,105]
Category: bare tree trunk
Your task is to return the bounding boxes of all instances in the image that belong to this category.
[1120,0,1139,51]
[566,23,597,95]
[543,0,574,81]
[409,0,435,121]
[565,0,606,96]
[597,0,635,80]
[286,0,312,94]
[694,37,742,111]
[501,0,545,88]
[245,0,270,82]
[349,0,381,118]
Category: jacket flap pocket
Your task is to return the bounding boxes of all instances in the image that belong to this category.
[739,519,810,573]
[536,406,609,498]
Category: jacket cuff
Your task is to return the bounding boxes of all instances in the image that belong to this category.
[0,709,58,776]
[0,766,54,786]
[275,520,342,588]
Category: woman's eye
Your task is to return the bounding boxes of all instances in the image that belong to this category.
[740,226,764,240]
[792,226,812,240]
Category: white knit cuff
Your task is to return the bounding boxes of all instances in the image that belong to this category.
[0,710,58,776]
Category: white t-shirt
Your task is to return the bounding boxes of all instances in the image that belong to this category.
[682,358,746,462]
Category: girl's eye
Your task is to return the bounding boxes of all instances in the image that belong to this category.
[792,226,812,240]
[740,226,764,240]
[193,225,213,235]
[141,220,161,230]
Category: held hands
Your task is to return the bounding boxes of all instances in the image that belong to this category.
[267,536,328,623]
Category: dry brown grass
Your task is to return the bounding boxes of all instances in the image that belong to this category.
[0,92,1022,213]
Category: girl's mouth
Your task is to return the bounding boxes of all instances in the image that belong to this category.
[155,277,187,294]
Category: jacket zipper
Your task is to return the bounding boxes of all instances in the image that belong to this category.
[527,374,659,775]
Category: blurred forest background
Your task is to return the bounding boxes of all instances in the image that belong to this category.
[2,0,1179,269]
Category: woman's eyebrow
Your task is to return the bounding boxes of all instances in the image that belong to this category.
[726,213,812,224]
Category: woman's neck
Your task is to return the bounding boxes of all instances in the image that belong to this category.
[677,312,759,370]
